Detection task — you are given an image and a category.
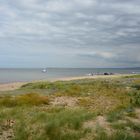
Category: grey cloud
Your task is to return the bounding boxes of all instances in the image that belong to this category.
[0,0,140,67]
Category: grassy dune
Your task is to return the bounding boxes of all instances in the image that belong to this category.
[0,75,140,140]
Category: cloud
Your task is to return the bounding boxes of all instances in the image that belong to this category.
[0,0,140,67]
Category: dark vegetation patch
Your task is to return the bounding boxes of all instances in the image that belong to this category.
[0,93,49,107]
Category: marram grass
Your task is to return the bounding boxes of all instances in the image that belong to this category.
[0,77,140,139]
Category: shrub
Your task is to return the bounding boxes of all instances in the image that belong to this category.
[17,93,49,106]
[21,82,48,89]
[132,85,140,90]
[107,110,124,122]
[0,96,18,107]
[129,91,140,107]
[0,93,49,107]
[14,121,30,140]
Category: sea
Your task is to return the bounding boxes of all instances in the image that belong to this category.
[0,68,140,84]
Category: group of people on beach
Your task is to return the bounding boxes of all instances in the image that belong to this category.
[87,72,114,76]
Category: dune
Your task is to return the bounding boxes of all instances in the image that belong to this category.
[0,74,134,91]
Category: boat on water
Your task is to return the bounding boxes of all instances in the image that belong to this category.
[42,68,47,73]
[86,73,94,76]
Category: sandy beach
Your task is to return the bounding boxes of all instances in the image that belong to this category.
[0,74,133,92]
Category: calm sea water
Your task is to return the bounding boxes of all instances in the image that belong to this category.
[0,68,140,84]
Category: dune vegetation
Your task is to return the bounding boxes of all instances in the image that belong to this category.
[0,75,140,140]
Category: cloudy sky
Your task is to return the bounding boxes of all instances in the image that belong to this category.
[0,0,140,68]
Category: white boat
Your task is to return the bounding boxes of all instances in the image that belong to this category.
[42,68,47,73]
[86,73,93,76]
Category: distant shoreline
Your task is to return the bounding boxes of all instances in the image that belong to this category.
[0,74,136,92]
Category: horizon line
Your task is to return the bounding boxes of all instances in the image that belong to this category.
[0,67,140,69]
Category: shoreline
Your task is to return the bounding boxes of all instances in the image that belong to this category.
[0,74,136,91]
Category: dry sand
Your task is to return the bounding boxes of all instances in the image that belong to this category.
[0,82,27,92]
[0,74,132,91]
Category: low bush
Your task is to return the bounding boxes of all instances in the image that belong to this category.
[0,96,18,107]
[132,85,140,90]
[17,93,49,106]
[129,91,140,107]
[107,111,123,122]
[0,93,49,107]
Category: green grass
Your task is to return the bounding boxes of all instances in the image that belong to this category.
[107,106,135,122]
[124,74,140,78]
[0,93,49,107]
[0,77,140,139]
[107,110,124,122]
[0,107,94,140]
[111,120,140,133]
[129,91,140,107]
[94,127,140,140]
[110,131,140,140]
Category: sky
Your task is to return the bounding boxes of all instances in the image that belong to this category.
[0,0,140,68]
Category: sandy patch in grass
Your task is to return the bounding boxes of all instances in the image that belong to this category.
[0,120,15,140]
[83,116,113,135]
[135,108,140,119]
[78,96,120,114]
[50,96,78,107]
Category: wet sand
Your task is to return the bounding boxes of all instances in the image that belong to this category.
[0,74,133,91]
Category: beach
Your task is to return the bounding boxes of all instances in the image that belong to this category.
[0,74,134,91]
